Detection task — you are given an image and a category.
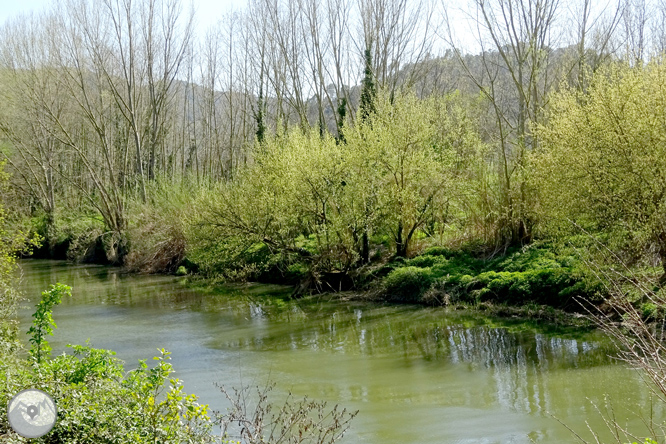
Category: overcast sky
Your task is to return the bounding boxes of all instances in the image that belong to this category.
[0,0,248,33]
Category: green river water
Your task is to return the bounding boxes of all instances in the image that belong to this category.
[15,259,664,443]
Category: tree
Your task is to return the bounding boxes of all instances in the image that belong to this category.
[443,0,579,246]
[348,91,483,257]
[358,46,377,122]
[193,128,359,285]
[355,45,377,263]
[534,61,666,282]
[0,13,67,239]
[358,0,438,102]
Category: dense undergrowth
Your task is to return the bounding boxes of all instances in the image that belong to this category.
[376,243,604,308]
[12,176,653,321]
[17,200,631,320]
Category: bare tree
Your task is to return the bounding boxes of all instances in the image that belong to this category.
[442,0,603,246]
[0,14,64,227]
[0,0,195,261]
[142,0,194,181]
[356,0,438,103]
[621,0,650,63]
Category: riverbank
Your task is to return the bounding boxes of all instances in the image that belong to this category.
[175,241,603,330]
[17,222,624,325]
[17,204,662,326]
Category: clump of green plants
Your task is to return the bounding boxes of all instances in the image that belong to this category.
[383,266,437,303]
[1,284,212,443]
[27,283,71,363]
[381,243,603,308]
[26,208,109,263]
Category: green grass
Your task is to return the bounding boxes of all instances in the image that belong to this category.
[380,241,604,309]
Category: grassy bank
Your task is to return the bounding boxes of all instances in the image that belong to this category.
[371,243,604,308]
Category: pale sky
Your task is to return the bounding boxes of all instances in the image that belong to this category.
[0,0,248,32]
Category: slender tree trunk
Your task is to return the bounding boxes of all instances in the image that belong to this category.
[658,232,666,285]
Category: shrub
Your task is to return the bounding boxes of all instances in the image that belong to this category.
[423,246,455,257]
[218,383,357,444]
[384,266,436,303]
[125,180,194,273]
[28,283,71,363]
[0,284,212,443]
[405,255,449,268]
[1,347,213,444]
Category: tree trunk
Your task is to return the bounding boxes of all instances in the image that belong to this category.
[361,231,369,264]
[395,221,407,257]
[658,232,666,286]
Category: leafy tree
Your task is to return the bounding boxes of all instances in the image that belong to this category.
[195,90,484,285]
[347,91,483,257]
[534,60,666,281]
[193,129,359,286]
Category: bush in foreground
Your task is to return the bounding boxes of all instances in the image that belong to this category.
[1,283,357,444]
[0,284,212,443]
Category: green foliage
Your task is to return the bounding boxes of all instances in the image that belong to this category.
[348,91,480,257]
[359,47,377,123]
[640,302,661,320]
[405,255,449,268]
[380,244,603,307]
[27,283,72,363]
[191,89,484,287]
[473,269,573,306]
[336,97,347,142]
[2,346,212,443]
[27,208,109,262]
[256,86,266,144]
[422,246,455,257]
[384,266,437,303]
[1,284,212,443]
[533,60,666,273]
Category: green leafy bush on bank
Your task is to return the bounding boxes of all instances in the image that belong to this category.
[1,346,212,444]
[382,243,604,309]
[0,284,212,443]
[1,281,356,444]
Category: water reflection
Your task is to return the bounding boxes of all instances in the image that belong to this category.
[15,259,662,444]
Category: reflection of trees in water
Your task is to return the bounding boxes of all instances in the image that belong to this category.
[242,310,630,415]
[230,306,654,422]
[236,304,614,373]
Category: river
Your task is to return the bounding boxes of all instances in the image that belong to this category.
[15,259,663,443]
